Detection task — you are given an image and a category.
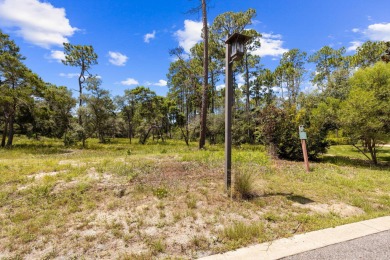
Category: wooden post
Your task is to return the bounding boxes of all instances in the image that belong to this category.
[299,125,309,172]
[301,139,310,172]
[224,34,251,195]
[225,42,233,194]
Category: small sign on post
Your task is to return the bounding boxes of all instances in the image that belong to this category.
[299,125,310,172]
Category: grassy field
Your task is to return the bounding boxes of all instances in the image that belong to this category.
[0,137,389,259]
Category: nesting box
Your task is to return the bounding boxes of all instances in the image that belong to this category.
[226,33,252,62]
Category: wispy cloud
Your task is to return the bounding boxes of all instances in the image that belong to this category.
[175,20,203,53]
[144,30,156,43]
[121,78,139,86]
[59,73,102,79]
[59,73,79,79]
[0,0,77,48]
[108,51,128,66]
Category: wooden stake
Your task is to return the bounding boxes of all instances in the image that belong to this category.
[301,139,310,172]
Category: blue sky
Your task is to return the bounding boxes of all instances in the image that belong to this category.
[0,0,389,97]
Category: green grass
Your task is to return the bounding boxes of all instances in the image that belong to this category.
[0,136,389,259]
[325,144,390,165]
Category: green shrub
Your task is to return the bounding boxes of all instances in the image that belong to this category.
[255,104,329,161]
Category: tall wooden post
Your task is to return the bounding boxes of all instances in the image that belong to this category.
[225,42,233,193]
[301,139,310,172]
[224,33,252,195]
[299,125,310,172]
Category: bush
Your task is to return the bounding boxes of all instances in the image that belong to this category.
[255,104,329,161]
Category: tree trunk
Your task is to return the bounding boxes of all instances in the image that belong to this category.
[78,62,85,125]
[244,54,253,143]
[128,120,132,144]
[210,71,215,114]
[1,119,8,147]
[6,113,14,147]
[245,54,250,113]
[141,126,154,144]
[199,0,209,149]
[368,139,378,165]
[6,101,16,147]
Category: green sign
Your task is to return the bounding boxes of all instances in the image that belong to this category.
[299,131,307,140]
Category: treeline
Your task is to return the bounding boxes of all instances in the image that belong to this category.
[1,9,389,165]
[166,9,390,164]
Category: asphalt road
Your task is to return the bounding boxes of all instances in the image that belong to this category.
[282,230,390,260]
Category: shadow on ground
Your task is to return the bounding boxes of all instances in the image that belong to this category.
[321,155,390,169]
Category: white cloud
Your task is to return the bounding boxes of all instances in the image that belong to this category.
[154,79,167,87]
[121,78,139,86]
[236,74,245,87]
[364,23,390,41]
[301,81,319,94]
[352,28,360,33]
[252,33,288,57]
[216,84,225,91]
[175,20,203,53]
[59,73,79,79]
[108,51,128,66]
[146,79,168,87]
[49,50,65,62]
[144,30,156,43]
[347,41,363,52]
[0,0,77,48]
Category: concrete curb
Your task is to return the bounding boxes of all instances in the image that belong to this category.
[199,216,390,260]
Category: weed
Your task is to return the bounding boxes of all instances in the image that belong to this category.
[150,239,165,255]
[41,248,58,260]
[119,252,153,260]
[153,187,168,199]
[191,235,209,250]
[222,221,265,243]
[85,235,97,242]
[159,211,166,218]
[156,201,165,210]
[264,212,280,222]
[173,212,182,223]
[186,195,197,209]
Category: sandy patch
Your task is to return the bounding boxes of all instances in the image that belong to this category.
[293,202,364,217]
[28,170,67,180]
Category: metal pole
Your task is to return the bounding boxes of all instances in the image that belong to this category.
[301,139,310,172]
[225,42,233,194]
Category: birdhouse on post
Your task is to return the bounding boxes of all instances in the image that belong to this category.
[226,33,252,62]
[224,32,252,196]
